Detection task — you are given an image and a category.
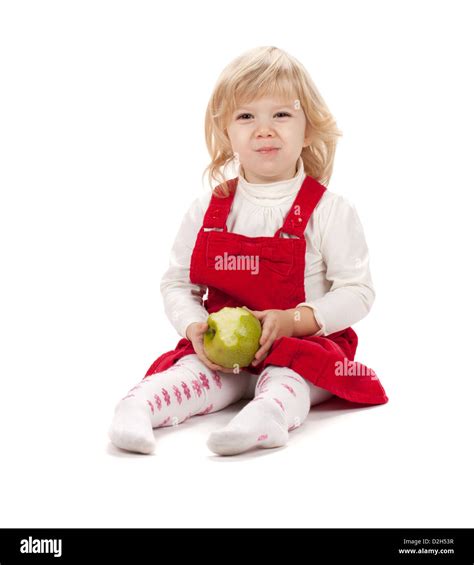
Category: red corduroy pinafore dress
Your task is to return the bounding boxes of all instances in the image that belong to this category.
[143,174,389,405]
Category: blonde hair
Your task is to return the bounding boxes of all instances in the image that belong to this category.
[202,46,343,197]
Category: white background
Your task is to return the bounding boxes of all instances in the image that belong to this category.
[1,0,473,528]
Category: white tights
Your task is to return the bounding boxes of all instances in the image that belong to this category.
[108,353,333,455]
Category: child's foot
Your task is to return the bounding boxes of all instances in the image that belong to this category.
[108,400,156,454]
[206,398,289,456]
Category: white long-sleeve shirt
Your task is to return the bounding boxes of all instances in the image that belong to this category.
[160,157,376,339]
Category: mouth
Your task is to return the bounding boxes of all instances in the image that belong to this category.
[256,147,280,155]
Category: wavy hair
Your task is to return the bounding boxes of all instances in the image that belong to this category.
[202,46,343,197]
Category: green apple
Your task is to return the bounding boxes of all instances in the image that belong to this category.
[203,307,262,369]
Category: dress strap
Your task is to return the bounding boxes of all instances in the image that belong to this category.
[275,175,327,238]
[202,177,238,231]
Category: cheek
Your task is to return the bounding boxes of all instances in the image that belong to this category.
[287,127,306,149]
[232,136,252,156]
[227,128,245,150]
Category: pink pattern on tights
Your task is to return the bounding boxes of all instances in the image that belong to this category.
[257,434,268,442]
[121,394,135,400]
[281,383,296,396]
[173,385,182,404]
[257,372,270,391]
[192,379,202,397]
[284,374,304,385]
[162,388,171,406]
[212,371,222,389]
[154,394,162,411]
[198,372,210,390]
[273,397,285,412]
[159,416,171,427]
[181,381,192,400]
[197,404,213,416]
[147,400,154,414]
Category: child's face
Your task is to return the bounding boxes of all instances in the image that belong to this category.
[226,95,311,183]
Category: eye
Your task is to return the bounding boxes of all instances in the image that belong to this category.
[236,112,292,120]
[236,113,253,120]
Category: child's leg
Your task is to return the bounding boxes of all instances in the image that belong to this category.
[207,365,331,456]
[108,354,253,454]
[309,382,334,406]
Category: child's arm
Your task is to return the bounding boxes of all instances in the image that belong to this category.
[296,193,376,336]
[245,306,320,366]
[160,193,211,338]
[247,195,376,365]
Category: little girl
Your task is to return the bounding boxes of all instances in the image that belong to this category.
[108,46,389,456]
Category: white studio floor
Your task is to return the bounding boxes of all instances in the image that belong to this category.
[2,366,472,529]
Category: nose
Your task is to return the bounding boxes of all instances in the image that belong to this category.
[256,127,275,139]
[254,118,275,138]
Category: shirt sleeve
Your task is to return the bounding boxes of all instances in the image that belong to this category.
[160,193,211,338]
[297,194,376,336]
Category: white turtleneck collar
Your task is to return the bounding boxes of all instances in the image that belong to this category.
[236,156,305,206]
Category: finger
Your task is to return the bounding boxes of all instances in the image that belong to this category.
[205,357,224,371]
[196,351,222,372]
[194,336,232,372]
[206,360,226,371]
[252,343,271,365]
[254,351,269,365]
[220,366,236,374]
[252,332,277,365]
[210,361,229,371]
[260,322,276,346]
[213,360,242,373]
[193,340,205,355]
[244,307,265,320]
[253,311,266,320]
[256,335,269,354]
[207,360,234,373]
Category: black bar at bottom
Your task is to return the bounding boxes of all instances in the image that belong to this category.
[0,528,473,562]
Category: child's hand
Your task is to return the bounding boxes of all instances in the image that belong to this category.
[185,322,235,373]
[242,307,294,366]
